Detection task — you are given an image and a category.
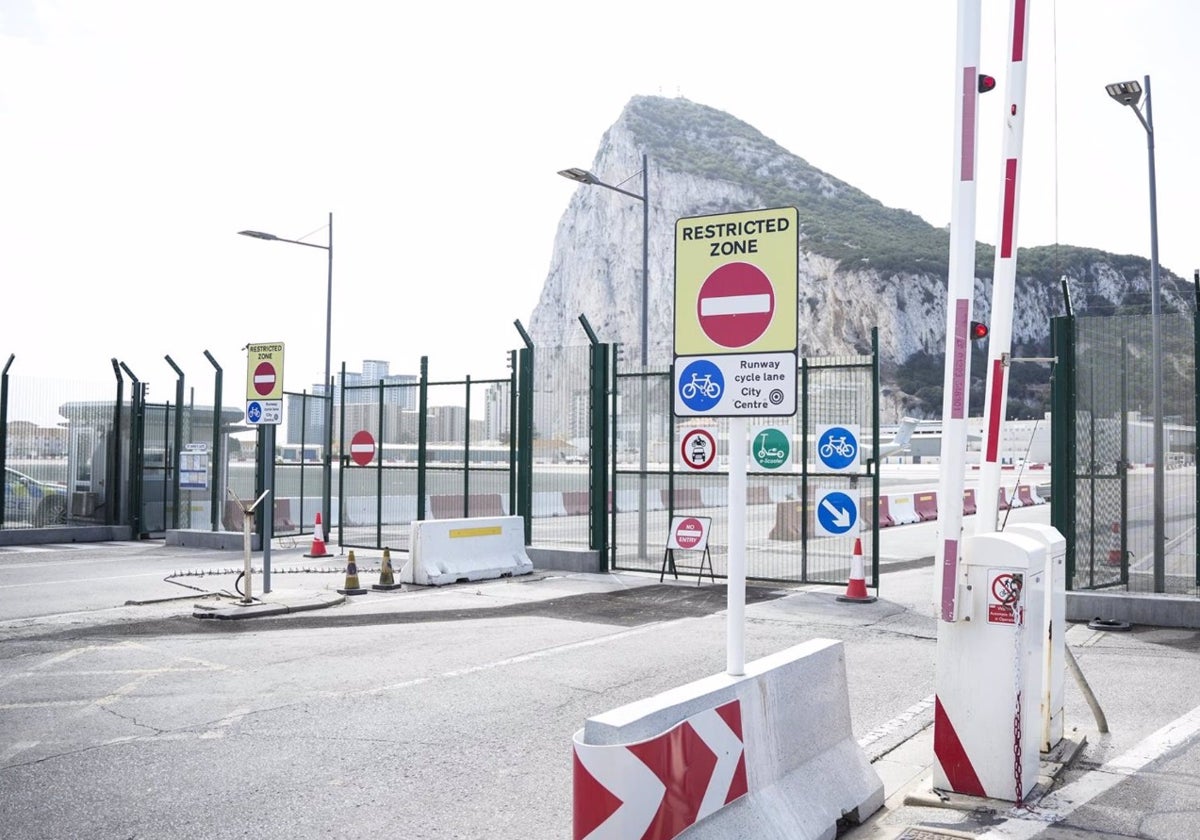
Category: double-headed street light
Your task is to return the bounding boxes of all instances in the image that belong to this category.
[238,212,334,544]
[559,155,652,559]
[1105,76,1165,590]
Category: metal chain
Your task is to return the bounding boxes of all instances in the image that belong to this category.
[169,566,378,578]
[1011,572,1024,806]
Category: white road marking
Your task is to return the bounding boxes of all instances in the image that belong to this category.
[361,616,699,696]
[858,694,935,752]
[979,703,1200,838]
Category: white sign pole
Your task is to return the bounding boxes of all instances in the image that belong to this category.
[727,416,748,676]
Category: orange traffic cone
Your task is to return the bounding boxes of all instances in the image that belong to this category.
[337,550,369,595]
[837,538,877,603]
[304,511,332,558]
[373,547,403,591]
[1106,521,1123,565]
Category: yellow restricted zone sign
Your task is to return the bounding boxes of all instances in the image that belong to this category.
[674,207,798,356]
[245,342,286,401]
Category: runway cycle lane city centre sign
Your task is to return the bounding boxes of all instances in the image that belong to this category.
[673,207,798,418]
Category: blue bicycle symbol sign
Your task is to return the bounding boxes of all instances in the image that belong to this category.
[678,359,724,412]
[817,425,858,471]
[247,401,263,423]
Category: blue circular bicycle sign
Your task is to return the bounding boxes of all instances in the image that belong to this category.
[817,425,859,471]
[678,359,724,413]
[247,401,263,423]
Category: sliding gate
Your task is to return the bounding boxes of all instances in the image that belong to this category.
[610,332,881,590]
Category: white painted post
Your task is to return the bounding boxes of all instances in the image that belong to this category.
[934,0,984,623]
[241,506,253,604]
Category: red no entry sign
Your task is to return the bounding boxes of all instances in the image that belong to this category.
[674,517,705,550]
[696,262,775,349]
[253,362,277,397]
[350,430,376,466]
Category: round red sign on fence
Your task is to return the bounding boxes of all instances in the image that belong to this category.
[680,428,717,471]
[350,430,376,466]
[674,517,705,550]
[696,262,775,349]
[253,361,277,396]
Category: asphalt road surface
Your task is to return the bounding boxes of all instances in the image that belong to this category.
[2,518,1199,840]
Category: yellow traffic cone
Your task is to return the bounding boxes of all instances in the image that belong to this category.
[337,550,369,596]
[373,547,403,591]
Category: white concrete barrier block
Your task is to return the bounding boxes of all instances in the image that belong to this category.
[769,484,798,503]
[573,639,883,840]
[378,495,417,525]
[887,493,921,525]
[701,486,726,508]
[615,490,640,513]
[400,515,533,586]
[532,491,568,518]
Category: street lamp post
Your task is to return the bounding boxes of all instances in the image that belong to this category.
[238,212,334,545]
[1106,77,1165,590]
[559,155,651,559]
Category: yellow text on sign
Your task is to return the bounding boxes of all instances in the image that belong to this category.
[674,207,798,356]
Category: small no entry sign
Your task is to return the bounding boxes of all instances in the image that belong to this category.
[666,515,711,552]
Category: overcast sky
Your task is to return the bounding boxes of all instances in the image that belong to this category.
[3,1,1196,410]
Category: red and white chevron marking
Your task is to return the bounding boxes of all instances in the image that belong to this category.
[573,699,749,840]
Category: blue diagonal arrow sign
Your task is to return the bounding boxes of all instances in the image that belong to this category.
[815,490,858,536]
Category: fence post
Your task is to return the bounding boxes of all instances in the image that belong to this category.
[513,321,535,545]
[377,377,385,547]
[508,351,518,508]
[109,359,124,526]
[0,354,12,527]
[203,351,222,531]
[165,355,185,530]
[871,327,881,593]
[1049,314,1075,586]
[119,362,144,538]
[417,356,429,523]
[464,374,472,518]
[800,355,810,581]
[338,361,347,546]
[579,315,610,567]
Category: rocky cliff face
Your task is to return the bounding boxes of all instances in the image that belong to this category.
[529,95,1188,421]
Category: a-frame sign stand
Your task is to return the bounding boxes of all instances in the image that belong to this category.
[660,515,715,586]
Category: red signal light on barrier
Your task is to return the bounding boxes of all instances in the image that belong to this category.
[978,73,997,94]
[969,321,989,341]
